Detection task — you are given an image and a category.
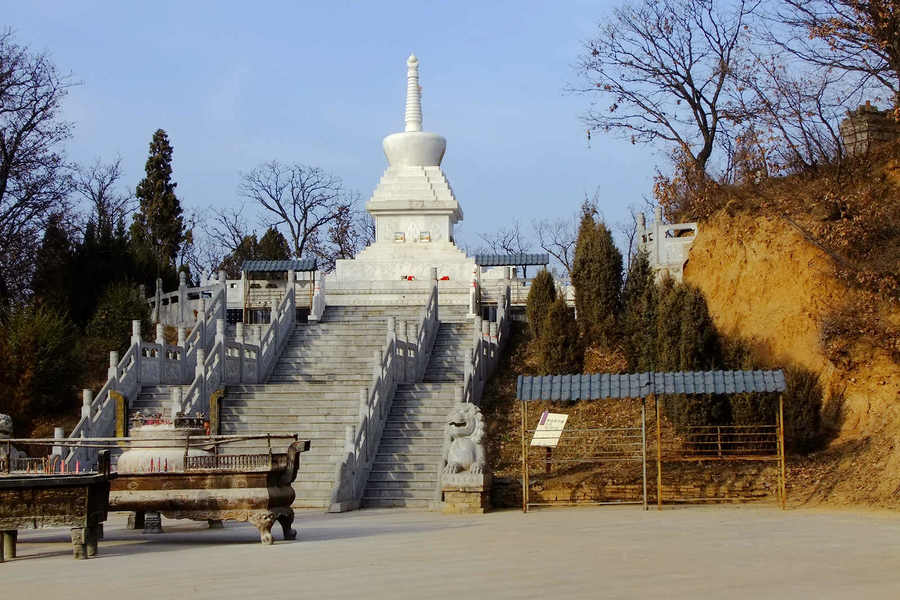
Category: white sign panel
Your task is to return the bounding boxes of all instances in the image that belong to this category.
[530,411,568,448]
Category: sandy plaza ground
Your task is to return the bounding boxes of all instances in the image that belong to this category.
[2,505,899,599]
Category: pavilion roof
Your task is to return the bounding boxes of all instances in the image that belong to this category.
[241,259,317,273]
[474,253,550,267]
[516,370,786,401]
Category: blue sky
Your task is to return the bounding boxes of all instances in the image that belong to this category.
[6,1,657,252]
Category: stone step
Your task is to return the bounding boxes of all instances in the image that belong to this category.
[367,471,438,481]
[364,480,436,490]
[221,407,358,417]
[362,488,436,500]
[360,498,431,508]
[369,460,440,472]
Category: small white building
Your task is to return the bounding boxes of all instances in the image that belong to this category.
[638,207,698,283]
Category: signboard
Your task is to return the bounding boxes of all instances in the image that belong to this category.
[530,411,568,448]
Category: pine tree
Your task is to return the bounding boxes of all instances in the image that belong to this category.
[132,129,184,285]
[538,297,582,374]
[571,209,622,348]
[525,268,557,339]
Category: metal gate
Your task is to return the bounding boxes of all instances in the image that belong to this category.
[520,398,650,512]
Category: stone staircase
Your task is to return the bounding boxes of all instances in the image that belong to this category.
[218,308,389,508]
[362,319,474,508]
[130,385,189,417]
[216,304,466,509]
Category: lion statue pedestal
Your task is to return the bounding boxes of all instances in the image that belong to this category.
[440,403,491,514]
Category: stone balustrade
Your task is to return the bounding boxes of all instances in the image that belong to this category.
[329,275,440,511]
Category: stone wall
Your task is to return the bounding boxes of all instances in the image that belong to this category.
[839,101,900,156]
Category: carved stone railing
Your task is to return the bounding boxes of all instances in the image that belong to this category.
[462,282,511,407]
[148,271,228,327]
[65,342,142,468]
[329,276,440,512]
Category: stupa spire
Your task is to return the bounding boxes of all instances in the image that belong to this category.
[405,54,422,132]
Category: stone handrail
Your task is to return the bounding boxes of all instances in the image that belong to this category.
[329,279,440,512]
[148,272,227,327]
[258,285,296,381]
[462,282,510,407]
[64,343,141,468]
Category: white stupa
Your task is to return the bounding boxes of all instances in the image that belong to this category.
[329,54,475,304]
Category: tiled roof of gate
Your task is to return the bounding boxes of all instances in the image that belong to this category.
[241,259,317,272]
[516,370,786,401]
[474,253,550,267]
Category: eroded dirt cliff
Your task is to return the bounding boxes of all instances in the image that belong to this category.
[684,213,900,507]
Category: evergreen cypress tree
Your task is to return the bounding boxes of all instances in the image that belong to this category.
[31,213,75,314]
[257,227,291,260]
[538,297,582,374]
[571,209,622,348]
[525,268,557,339]
[621,249,655,370]
[132,129,184,285]
[678,285,721,370]
[654,277,684,371]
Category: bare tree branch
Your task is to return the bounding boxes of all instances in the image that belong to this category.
[0,29,74,301]
[72,156,134,233]
[572,0,759,173]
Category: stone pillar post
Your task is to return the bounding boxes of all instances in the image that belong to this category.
[235,322,244,344]
[108,351,119,384]
[374,349,384,382]
[178,271,187,325]
[410,322,419,377]
[177,327,186,346]
[171,387,183,419]
[359,388,369,461]
[344,424,355,454]
[131,321,142,380]
[197,298,207,349]
[401,321,409,382]
[196,348,206,377]
[52,427,64,457]
[489,322,498,366]
[154,278,163,324]
[240,270,248,324]
[156,323,165,346]
[81,390,93,421]
[386,316,396,348]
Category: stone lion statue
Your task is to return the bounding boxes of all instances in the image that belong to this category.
[442,403,485,475]
[0,413,12,437]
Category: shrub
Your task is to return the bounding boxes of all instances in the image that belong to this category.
[525,269,556,339]
[782,367,824,454]
[85,282,151,353]
[0,304,79,430]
